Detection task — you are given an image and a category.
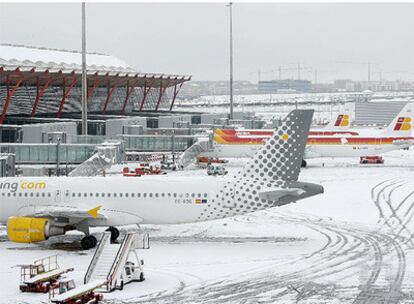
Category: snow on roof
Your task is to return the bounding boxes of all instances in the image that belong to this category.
[0,43,135,73]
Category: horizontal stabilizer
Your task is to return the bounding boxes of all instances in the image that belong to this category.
[259,188,306,201]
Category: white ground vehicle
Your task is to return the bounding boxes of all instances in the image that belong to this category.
[207,165,228,176]
[160,159,177,170]
[118,260,145,290]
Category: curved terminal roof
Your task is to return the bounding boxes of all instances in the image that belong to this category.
[0,44,191,87]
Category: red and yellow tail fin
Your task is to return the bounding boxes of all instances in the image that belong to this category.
[326,112,351,130]
[384,103,414,135]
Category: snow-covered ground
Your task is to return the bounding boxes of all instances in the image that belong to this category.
[1,149,414,303]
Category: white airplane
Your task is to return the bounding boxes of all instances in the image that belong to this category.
[214,111,358,139]
[1,110,323,249]
[208,103,414,164]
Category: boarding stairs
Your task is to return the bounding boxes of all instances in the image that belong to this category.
[84,231,149,292]
[177,137,211,168]
[69,141,124,177]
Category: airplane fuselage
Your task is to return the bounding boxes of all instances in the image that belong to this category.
[207,136,414,159]
[0,176,227,226]
[0,175,321,227]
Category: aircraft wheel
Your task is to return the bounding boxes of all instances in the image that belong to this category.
[81,235,97,250]
[106,226,120,243]
[301,159,307,167]
[139,272,145,282]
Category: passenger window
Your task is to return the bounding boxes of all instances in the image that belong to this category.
[149,193,153,198]
[125,193,129,198]
[108,193,111,197]
[155,193,159,198]
[83,193,87,197]
[173,193,177,198]
[119,193,123,198]
[143,193,146,198]
[114,193,117,198]
[204,193,208,198]
[191,193,195,198]
[161,193,165,197]
[102,193,105,197]
[89,193,93,197]
[137,193,140,198]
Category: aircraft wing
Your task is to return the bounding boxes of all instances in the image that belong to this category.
[18,205,105,220]
[259,188,306,202]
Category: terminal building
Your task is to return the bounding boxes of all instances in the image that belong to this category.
[0,44,262,170]
[258,79,312,93]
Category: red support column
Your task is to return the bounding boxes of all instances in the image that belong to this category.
[121,81,135,114]
[139,79,155,111]
[155,82,168,111]
[31,77,52,117]
[0,75,25,125]
[102,79,120,114]
[87,77,100,100]
[56,76,77,118]
[169,82,184,111]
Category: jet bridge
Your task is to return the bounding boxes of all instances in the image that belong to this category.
[84,231,149,292]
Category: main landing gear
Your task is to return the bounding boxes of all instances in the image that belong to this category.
[106,226,120,243]
[81,235,97,250]
[301,159,307,167]
[80,226,120,250]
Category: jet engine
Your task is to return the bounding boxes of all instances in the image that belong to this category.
[7,217,65,243]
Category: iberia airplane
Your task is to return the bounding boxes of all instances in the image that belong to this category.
[207,103,414,164]
[214,112,359,138]
[1,110,323,250]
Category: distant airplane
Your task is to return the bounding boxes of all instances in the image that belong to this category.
[2,110,323,249]
[214,111,358,138]
[208,103,414,166]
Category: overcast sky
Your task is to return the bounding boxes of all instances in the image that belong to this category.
[1,2,414,83]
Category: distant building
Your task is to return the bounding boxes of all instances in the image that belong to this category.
[258,79,312,93]
[333,79,414,92]
[179,80,257,98]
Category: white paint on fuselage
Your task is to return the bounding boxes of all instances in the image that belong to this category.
[206,140,413,159]
[0,176,227,226]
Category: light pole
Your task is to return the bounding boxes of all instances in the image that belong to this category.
[81,2,88,135]
[56,136,61,176]
[227,2,234,120]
